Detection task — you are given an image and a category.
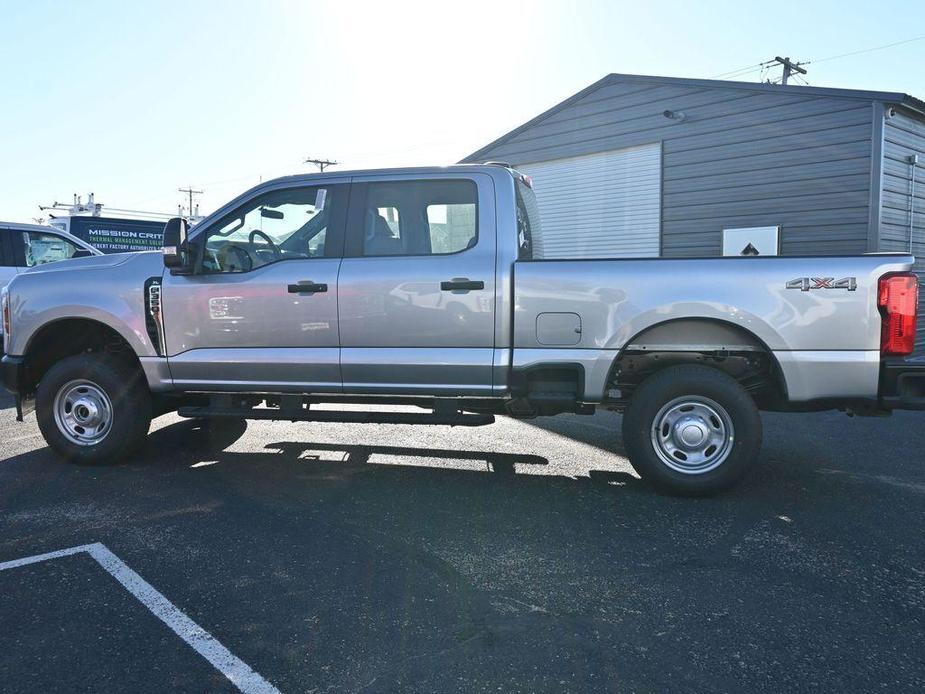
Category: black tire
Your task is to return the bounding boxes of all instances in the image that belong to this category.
[36,354,152,465]
[622,365,762,496]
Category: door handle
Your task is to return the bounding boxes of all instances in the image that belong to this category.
[288,281,328,294]
[440,278,484,291]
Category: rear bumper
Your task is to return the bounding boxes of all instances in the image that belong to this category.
[880,357,925,410]
[1,354,34,421]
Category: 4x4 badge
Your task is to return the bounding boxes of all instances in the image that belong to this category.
[786,277,857,291]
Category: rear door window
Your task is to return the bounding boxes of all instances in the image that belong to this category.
[353,179,478,257]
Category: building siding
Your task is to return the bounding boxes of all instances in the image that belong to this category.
[466,77,876,257]
[878,111,925,351]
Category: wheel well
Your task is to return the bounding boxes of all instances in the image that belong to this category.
[21,319,141,394]
[610,319,787,407]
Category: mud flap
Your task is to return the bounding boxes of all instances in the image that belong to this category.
[15,393,35,422]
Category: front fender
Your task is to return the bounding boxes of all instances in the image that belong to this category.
[6,252,163,357]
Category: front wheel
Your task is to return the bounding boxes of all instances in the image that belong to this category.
[622,365,762,496]
[36,354,152,465]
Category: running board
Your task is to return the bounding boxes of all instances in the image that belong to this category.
[177,405,495,427]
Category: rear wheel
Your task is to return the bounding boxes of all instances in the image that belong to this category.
[622,365,762,496]
[36,354,152,465]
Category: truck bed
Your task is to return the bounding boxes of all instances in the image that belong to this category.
[511,254,915,402]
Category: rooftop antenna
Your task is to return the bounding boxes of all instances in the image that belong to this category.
[304,157,339,173]
[38,192,103,216]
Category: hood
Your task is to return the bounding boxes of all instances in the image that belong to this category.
[20,250,160,275]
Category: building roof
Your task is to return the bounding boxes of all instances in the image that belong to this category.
[462,73,925,163]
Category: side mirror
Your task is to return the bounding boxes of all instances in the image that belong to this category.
[162,217,190,270]
[72,249,94,259]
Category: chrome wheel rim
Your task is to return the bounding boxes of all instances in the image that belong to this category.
[650,396,734,475]
[53,380,113,446]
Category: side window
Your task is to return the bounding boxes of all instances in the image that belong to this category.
[200,186,338,273]
[515,177,540,260]
[22,232,80,267]
[0,231,14,267]
[360,179,477,257]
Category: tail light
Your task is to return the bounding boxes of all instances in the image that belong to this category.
[878,273,919,356]
[1,289,10,351]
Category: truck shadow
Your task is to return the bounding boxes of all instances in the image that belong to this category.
[132,409,925,507]
[138,417,642,491]
[263,440,550,476]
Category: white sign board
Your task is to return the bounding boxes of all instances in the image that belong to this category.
[722,226,780,257]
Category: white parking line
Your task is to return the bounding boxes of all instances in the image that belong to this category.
[0,542,280,694]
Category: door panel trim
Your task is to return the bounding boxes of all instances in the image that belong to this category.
[169,347,341,392]
[341,347,495,395]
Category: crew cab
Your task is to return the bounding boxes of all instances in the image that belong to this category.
[2,165,924,495]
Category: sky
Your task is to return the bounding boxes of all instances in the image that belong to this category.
[1,0,924,223]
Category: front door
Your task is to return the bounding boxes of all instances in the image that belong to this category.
[161,182,347,392]
[337,174,497,395]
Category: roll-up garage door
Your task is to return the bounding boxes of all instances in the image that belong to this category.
[517,142,661,259]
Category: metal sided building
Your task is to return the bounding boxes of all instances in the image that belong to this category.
[462,73,925,345]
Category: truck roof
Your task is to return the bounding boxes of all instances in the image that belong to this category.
[260,163,518,186]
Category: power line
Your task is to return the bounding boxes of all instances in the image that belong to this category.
[716,67,766,81]
[712,33,925,86]
[709,60,777,80]
[709,62,765,79]
[805,34,925,65]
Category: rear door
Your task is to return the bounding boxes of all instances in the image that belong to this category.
[338,173,497,395]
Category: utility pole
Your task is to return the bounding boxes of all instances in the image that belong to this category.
[178,186,203,219]
[304,157,339,173]
[773,56,807,85]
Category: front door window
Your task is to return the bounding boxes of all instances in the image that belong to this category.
[201,186,336,273]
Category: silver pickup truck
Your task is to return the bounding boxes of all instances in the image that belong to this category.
[2,164,924,494]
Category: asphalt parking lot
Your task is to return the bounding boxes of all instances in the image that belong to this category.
[1,391,924,693]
